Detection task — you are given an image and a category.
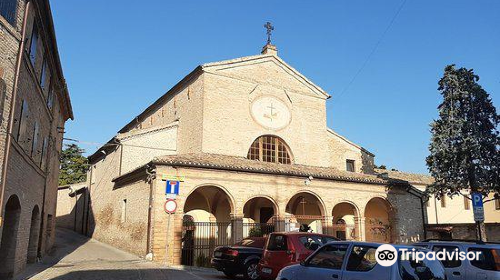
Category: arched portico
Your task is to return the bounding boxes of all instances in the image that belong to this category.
[332,202,360,240]
[364,197,394,243]
[285,191,327,234]
[0,195,22,278]
[27,205,41,264]
[181,185,235,267]
[242,196,279,238]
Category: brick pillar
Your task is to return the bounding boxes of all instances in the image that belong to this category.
[231,215,243,244]
[389,217,399,244]
[274,216,286,232]
[355,217,366,241]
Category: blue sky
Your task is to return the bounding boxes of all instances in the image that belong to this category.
[51,0,499,174]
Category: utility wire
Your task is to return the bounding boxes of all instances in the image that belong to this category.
[335,0,408,100]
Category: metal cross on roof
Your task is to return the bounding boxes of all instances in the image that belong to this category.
[264,21,274,44]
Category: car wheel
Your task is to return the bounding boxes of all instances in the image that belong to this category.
[223,271,236,279]
[244,260,260,280]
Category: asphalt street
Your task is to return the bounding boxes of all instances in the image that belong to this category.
[14,228,228,280]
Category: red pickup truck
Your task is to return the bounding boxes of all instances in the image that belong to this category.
[257,232,339,280]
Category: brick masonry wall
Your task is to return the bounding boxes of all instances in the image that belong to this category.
[87,148,151,256]
[0,0,69,277]
[151,165,424,265]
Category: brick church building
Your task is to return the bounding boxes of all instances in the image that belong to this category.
[85,41,426,266]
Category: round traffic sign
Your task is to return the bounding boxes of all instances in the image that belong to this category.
[164,199,177,214]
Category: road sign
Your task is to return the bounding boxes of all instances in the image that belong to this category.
[165,181,180,198]
[164,199,177,214]
[471,192,484,222]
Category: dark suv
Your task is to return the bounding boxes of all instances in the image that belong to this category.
[212,237,267,279]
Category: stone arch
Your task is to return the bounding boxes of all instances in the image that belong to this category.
[0,195,22,278]
[181,185,235,266]
[27,205,41,263]
[183,184,235,222]
[364,197,394,243]
[243,195,279,221]
[332,201,360,240]
[285,191,327,234]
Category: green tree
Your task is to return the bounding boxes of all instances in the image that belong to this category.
[59,143,89,185]
[426,65,500,240]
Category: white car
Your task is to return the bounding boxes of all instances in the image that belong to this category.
[276,241,446,280]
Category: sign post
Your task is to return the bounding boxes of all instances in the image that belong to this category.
[471,192,484,241]
[164,199,177,266]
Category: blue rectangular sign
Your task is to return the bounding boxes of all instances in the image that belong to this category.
[471,192,483,208]
[166,181,180,195]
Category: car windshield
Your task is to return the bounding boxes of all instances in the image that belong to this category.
[299,236,337,251]
[398,250,446,280]
[235,238,265,248]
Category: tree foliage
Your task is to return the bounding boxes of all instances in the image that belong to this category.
[59,143,89,186]
[426,65,500,198]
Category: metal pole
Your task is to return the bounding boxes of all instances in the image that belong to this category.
[166,213,171,266]
[476,221,482,241]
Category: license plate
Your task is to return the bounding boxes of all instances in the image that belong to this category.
[214,252,222,257]
[261,268,272,274]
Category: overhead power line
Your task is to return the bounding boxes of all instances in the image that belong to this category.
[335,0,408,101]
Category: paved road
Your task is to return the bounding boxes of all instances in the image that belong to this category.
[15,228,227,280]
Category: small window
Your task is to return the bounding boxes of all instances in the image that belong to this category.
[495,198,500,210]
[47,86,54,110]
[0,0,17,26]
[267,234,288,251]
[440,195,446,208]
[468,248,500,271]
[346,246,378,272]
[40,137,48,169]
[16,100,29,142]
[29,23,39,65]
[40,59,49,90]
[31,122,39,157]
[433,246,461,268]
[307,244,349,270]
[346,160,355,172]
[121,199,127,223]
[464,196,470,210]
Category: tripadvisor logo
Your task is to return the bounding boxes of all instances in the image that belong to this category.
[375,244,483,267]
[376,244,398,266]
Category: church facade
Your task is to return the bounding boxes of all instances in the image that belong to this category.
[85,43,426,266]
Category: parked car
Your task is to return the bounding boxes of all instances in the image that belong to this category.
[414,239,500,280]
[277,241,447,280]
[258,232,339,280]
[212,237,267,279]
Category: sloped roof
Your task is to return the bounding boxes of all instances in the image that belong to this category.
[117,53,330,134]
[151,153,386,184]
[374,168,434,185]
[201,54,330,98]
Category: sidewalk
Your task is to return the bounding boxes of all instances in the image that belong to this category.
[14,228,222,280]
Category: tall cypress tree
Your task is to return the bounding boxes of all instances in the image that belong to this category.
[426,65,499,240]
[59,143,89,186]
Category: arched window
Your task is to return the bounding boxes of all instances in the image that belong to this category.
[247,135,292,164]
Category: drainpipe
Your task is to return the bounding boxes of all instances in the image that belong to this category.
[0,1,31,227]
[145,165,156,258]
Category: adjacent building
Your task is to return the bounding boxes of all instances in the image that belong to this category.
[84,43,426,267]
[0,0,73,278]
[377,169,500,241]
